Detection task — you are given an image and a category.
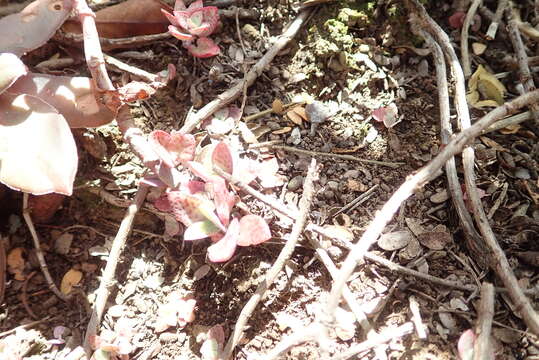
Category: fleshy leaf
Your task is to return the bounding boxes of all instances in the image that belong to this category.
[457,329,475,360]
[257,157,285,188]
[187,160,213,182]
[212,142,233,175]
[168,25,195,41]
[207,218,239,262]
[184,220,221,240]
[165,191,207,226]
[0,93,77,195]
[0,0,73,57]
[8,73,116,128]
[0,53,27,95]
[237,215,271,246]
[206,176,236,227]
[149,130,196,168]
[234,158,259,185]
[185,37,220,58]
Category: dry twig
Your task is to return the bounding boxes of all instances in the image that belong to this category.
[473,283,495,360]
[22,193,69,302]
[461,0,482,77]
[222,159,319,360]
[179,9,313,134]
[83,184,149,355]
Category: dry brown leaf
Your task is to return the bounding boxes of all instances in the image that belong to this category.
[479,136,508,152]
[286,109,304,125]
[272,126,292,135]
[499,124,521,134]
[293,106,308,121]
[7,247,25,281]
[467,65,506,108]
[272,99,284,115]
[60,269,82,295]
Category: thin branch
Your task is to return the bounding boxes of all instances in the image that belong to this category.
[414,27,485,264]
[473,283,495,360]
[461,0,483,77]
[486,0,507,40]
[83,184,149,355]
[221,159,319,360]
[22,193,69,302]
[179,9,313,134]
[269,144,403,168]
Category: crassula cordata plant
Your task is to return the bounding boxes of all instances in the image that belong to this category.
[162,0,220,58]
[146,107,284,262]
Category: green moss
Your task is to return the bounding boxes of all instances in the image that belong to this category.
[337,8,371,27]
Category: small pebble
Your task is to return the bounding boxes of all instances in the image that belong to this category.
[430,189,449,204]
[267,121,281,130]
[343,170,360,179]
[288,176,304,191]
[323,190,335,200]
[327,181,339,191]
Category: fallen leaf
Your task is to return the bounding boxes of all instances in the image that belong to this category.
[467,65,506,108]
[7,247,25,281]
[286,108,304,125]
[272,99,284,114]
[212,142,234,175]
[0,53,27,95]
[417,231,452,250]
[60,269,82,295]
[378,230,413,251]
[272,126,292,135]
[184,220,221,240]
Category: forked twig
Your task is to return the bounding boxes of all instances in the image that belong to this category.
[179,9,313,134]
[221,159,318,360]
[83,184,149,355]
[22,193,69,302]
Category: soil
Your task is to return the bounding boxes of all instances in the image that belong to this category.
[1,0,538,359]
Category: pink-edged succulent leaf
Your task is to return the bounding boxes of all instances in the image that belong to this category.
[457,329,475,360]
[187,160,213,182]
[8,73,116,128]
[237,215,271,246]
[371,103,400,128]
[174,6,218,37]
[0,92,77,195]
[200,325,225,360]
[0,0,73,57]
[156,163,183,188]
[185,37,220,58]
[195,195,227,232]
[168,24,195,41]
[160,191,206,226]
[212,141,233,175]
[207,217,239,262]
[205,176,236,227]
[0,53,27,95]
[149,130,196,167]
[173,0,202,11]
[181,180,206,194]
[234,158,259,185]
[205,105,241,135]
[184,220,221,240]
[161,8,181,27]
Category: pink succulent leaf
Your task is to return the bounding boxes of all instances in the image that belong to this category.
[8,73,115,128]
[212,141,234,175]
[0,93,77,195]
[187,160,213,182]
[185,37,220,58]
[165,191,207,226]
[188,0,204,10]
[0,0,73,57]
[201,325,225,360]
[457,329,475,360]
[210,233,224,243]
[372,103,400,128]
[149,130,195,168]
[154,194,172,212]
[184,220,221,240]
[195,195,227,232]
[206,176,236,227]
[168,25,195,41]
[0,53,27,95]
[164,214,181,237]
[156,163,183,188]
[161,8,181,27]
[174,0,187,11]
[449,11,466,29]
[182,180,206,194]
[177,298,196,326]
[237,215,271,246]
[207,218,239,262]
[206,116,234,135]
[213,107,230,121]
[258,158,285,188]
[154,301,178,332]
